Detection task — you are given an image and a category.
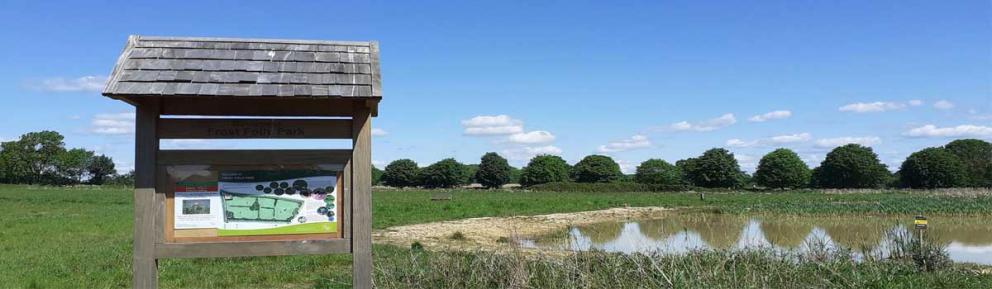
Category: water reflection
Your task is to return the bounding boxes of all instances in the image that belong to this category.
[521,213,992,265]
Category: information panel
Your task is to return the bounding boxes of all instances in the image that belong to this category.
[167,165,342,242]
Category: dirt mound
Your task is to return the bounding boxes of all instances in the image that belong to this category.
[373,207,670,250]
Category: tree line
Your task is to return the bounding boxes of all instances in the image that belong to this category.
[0,131,132,186]
[377,138,990,190]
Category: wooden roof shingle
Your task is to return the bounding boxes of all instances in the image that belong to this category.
[103,35,381,99]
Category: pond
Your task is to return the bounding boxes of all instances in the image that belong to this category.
[518,213,992,265]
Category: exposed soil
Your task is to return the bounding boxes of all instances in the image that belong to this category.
[372,206,671,250]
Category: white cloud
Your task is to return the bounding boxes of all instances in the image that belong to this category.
[933,100,955,110]
[616,160,637,174]
[597,135,651,153]
[904,124,992,138]
[838,101,917,113]
[747,110,792,122]
[769,132,812,143]
[814,136,881,148]
[371,128,388,136]
[90,112,135,135]
[670,113,736,132]
[35,75,108,92]
[508,130,555,144]
[726,139,759,148]
[735,154,758,172]
[726,133,811,148]
[461,115,524,135]
[501,145,563,161]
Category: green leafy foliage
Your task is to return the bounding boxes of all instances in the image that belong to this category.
[754,148,810,189]
[0,131,117,185]
[520,155,571,186]
[86,155,116,185]
[462,164,478,185]
[633,159,682,185]
[381,159,421,188]
[678,148,743,188]
[527,182,690,192]
[419,158,466,189]
[943,139,992,187]
[475,152,511,189]
[899,147,967,189]
[571,155,623,183]
[371,165,384,186]
[813,144,890,189]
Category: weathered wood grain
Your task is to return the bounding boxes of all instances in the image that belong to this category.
[351,102,373,289]
[157,149,352,166]
[155,239,351,259]
[158,118,352,139]
[133,99,160,289]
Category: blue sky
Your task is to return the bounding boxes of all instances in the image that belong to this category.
[0,0,989,173]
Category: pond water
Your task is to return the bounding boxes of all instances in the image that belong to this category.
[518,213,992,265]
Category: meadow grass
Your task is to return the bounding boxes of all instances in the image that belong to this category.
[0,185,990,288]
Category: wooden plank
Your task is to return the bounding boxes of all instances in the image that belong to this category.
[155,239,351,259]
[133,98,160,289]
[159,96,365,117]
[342,157,352,240]
[157,149,351,166]
[351,102,373,289]
[158,118,352,139]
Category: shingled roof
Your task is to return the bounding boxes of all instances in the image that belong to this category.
[102,35,380,99]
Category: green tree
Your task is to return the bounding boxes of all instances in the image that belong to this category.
[371,165,384,186]
[381,159,420,188]
[634,159,682,185]
[943,139,992,187]
[86,155,116,185]
[678,148,742,188]
[571,155,623,183]
[813,144,890,188]
[520,155,571,186]
[55,148,95,185]
[0,131,68,184]
[509,166,522,184]
[899,147,967,189]
[419,158,466,189]
[462,164,479,185]
[753,148,811,189]
[476,152,511,189]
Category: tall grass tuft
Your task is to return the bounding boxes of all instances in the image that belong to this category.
[370,245,988,289]
[887,230,952,272]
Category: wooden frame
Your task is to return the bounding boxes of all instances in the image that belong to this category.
[107,36,381,289]
[128,97,375,289]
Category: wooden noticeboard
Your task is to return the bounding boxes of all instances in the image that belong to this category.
[103,36,381,289]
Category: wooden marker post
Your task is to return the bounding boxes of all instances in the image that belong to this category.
[102,36,381,289]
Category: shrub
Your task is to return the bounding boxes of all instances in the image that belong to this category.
[754,148,810,189]
[382,159,421,188]
[571,155,623,183]
[899,147,967,189]
[475,152,511,189]
[813,144,889,189]
[944,139,992,187]
[634,159,682,185]
[520,155,571,186]
[419,158,466,189]
[678,148,743,188]
[527,182,690,193]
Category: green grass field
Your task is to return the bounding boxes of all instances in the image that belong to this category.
[1,185,991,288]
